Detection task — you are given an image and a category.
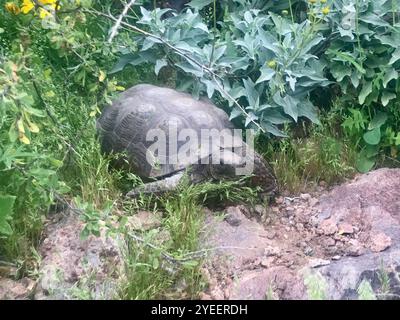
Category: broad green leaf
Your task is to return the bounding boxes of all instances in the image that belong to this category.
[363,127,381,145]
[368,112,388,130]
[383,68,398,88]
[187,0,213,10]
[298,101,321,125]
[273,93,299,122]
[245,113,258,127]
[363,144,380,158]
[329,50,366,75]
[243,78,259,108]
[229,108,242,121]
[356,154,376,173]
[261,121,288,137]
[381,91,396,107]
[155,59,168,76]
[389,48,400,65]
[175,62,204,77]
[0,195,16,236]
[256,67,275,84]
[358,81,373,104]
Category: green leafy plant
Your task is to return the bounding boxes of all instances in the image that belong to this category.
[0,195,16,235]
[110,0,331,136]
[357,279,377,300]
[325,0,400,171]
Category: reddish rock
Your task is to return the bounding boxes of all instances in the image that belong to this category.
[370,232,392,252]
[319,218,338,235]
[346,239,365,257]
[338,223,354,235]
[300,193,312,201]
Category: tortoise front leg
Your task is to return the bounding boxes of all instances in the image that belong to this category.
[126,171,185,198]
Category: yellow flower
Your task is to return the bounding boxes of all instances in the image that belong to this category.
[321,0,328,3]
[267,60,277,69]
[322,6,330,15]
[21,0,59,18]
[39,0,57,4]
[21,0,34,14]
[39,7,51,19]
[282,10,289,16]
[5,2,20,15]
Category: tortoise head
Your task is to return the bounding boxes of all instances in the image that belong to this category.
[250,151,279,197]
[208,147,278,197]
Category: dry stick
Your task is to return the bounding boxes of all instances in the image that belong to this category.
[108,0,137,44]
[87,9,265,133]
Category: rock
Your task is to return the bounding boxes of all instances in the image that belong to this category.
[319,218,338,235]
[300,193,312,201]
[224,207,243,226]
[127,211,162,231]
[266,231,277,240]
[271,206,280,214]
[0,278,35,300]
[199,292,212,300]
[201,168,400,300]
[321,237,336,247]
[260,257,275,268]
[309,198,319,207]
[229,267,307,300]
[308,258,331,268]
[346,239,365,257]
[303,246,314,256]
[369,233,392,253]
[285,206,295,213]
[264,246,280,257]
[253,205,266,216]
[210,287,224,300]
[153,229,172,245]
[314,168,400,299]
[318,211,332,221]
[338,223,354,235]
[35,212,122,300]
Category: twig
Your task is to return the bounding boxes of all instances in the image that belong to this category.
[108,0,137,44]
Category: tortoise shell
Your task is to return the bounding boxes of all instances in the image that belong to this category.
[97,84,240,179]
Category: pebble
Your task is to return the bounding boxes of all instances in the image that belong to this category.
[346,239,365,257]
[309,258,331,268]
[338,223,354,235]
[319,218,338,235]
[300,193,312,201]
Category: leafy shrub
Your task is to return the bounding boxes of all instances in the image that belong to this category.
[324,0,400,171]
[110,0,399,170]
[112,0,331,136]
[0,0,138,261]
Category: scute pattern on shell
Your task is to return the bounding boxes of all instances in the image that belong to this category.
[97,84,235,179]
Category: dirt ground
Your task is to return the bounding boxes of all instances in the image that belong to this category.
[1,168,400,300]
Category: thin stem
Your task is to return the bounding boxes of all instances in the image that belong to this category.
[288,0,295,23]
[108,0,137,44]
[208,0,217,68]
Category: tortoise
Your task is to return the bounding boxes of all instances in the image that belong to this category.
[97,84,277,198]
